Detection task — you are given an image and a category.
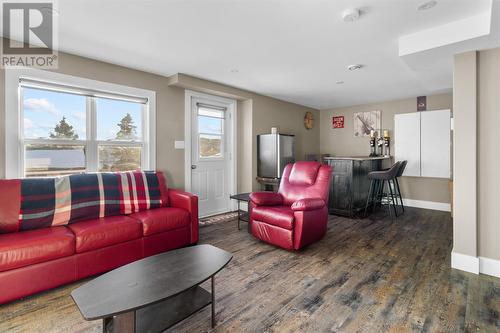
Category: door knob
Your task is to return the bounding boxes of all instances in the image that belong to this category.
[191,165,197,169]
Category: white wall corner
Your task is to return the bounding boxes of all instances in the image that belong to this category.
[451,251,479,274]
[402,198,451,212]
[479,256,500,278]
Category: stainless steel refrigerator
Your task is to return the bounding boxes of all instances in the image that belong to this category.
[257,134,295,178]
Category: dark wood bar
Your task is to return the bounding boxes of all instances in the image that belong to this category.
[324,156,390,217]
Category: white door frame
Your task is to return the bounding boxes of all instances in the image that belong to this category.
[184,90,237,215]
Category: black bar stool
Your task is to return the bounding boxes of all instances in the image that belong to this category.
[364,161,401,219]
[376,160,407,214]
[393,160,407,213]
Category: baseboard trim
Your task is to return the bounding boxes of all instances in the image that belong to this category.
[199,209,231,219]
[479,256,500,278]
[451,252,500,278]
[451,251,479,274]
[402,198,451,212]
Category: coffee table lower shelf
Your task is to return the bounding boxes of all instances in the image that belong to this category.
[103,285,213,333]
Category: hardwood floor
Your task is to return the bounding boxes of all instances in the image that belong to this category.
[1,208,499,333]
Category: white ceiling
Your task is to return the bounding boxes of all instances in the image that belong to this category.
[7,0,500,109]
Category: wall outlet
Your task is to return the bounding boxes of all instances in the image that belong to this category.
[174,141,185,149]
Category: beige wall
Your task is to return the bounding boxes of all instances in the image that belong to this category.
[167,73,321,191]
[0,46,320,193]
[453,51,478,258]
[251,97,320,190]
[237,99,253,193]
[0,52,186,188]
[478,48,500,260]
[0,67,4,181]
[452,47,500,262]
[320,94,453,203]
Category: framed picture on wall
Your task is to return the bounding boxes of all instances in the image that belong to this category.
[353,110,381,137]
[332,116,344,128]
[417,96,427,111]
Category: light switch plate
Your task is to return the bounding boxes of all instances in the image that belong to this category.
[174,140,185,149]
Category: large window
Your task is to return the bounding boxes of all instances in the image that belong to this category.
[16,77,153,178]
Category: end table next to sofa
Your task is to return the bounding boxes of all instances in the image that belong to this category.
[229,193,250,230]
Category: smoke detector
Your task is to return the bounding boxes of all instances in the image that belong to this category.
[347,64,364,71]
[342,8,360,22]
[417,1,437,10]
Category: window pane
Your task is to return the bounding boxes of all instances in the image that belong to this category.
[198,115,222,134]
[198,107,224,118]
[25,144,86,177]
[23,87,86,140]
[98,146,141,172]
[97,98,142,141]
[199,134,222,158]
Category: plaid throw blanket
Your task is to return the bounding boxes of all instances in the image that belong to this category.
[19,171,162,231]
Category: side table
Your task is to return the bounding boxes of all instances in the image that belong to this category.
[229,193,250,230]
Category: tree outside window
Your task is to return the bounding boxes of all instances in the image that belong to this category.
[49,116,79,140]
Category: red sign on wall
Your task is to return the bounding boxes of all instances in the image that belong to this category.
[332,116,344,128]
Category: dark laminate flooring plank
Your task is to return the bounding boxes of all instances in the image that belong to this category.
[1,208,499,333]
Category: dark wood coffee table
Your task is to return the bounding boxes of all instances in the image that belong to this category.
[71,244,232,333]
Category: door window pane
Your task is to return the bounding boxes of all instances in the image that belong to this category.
[199,134,222,158]
[25,144,86,177]
[198,116,222,134]
[98,146,141,172]
[23,87,86,140]
[96,98,142,141]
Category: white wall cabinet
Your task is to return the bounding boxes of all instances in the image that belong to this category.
[394,109,451,179]
[394,113,421,177]
[421,110,451,178]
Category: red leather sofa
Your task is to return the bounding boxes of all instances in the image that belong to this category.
[0,172,198,304]
[249,161,332,250]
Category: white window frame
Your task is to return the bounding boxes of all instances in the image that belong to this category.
[5,68,156,178]
[196,103,226,161]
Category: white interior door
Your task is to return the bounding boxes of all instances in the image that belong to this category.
[190,97,232,217]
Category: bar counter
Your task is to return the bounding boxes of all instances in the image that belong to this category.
[323,156,391,217]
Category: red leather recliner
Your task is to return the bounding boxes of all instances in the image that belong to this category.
[249,161,332,250]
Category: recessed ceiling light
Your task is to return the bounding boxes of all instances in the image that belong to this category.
[417,1,437,11]
[342,8,361,22]
[347,64,363,71]
[336,81,345,84]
